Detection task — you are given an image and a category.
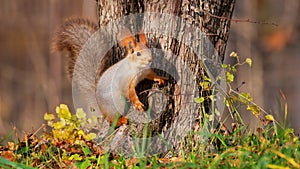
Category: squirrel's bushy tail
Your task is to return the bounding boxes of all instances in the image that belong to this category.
[52,18,98,77]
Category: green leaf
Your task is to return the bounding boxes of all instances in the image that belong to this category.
[0,156,35,169]
[44,113,55,121]
[231,66,237,72]
[194,97,205,104]
[82,146,91,156]
[245,58,252,67]
[226,72,234,83]
[80,159,91,169]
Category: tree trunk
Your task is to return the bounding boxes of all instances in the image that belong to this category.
[94,0,235,157]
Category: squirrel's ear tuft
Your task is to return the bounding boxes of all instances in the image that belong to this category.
[117,27,137,50]
[138,32,147,45]
[119,36,137,50]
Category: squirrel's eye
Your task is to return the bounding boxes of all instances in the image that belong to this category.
[136,52,141,56]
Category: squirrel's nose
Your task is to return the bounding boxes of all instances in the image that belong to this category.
[148,57,152,62]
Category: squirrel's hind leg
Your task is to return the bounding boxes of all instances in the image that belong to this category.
[116,116,128,126]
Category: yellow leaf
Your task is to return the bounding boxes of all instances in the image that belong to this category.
[265,114,275,122]
[199,81,211,90]
[194,97,205,103]
[85,133,96,141]
[57,104,71,120]
[76,108,86,119]
[53,121,66,129]
[91,115,98,125]
[239,93,253,103]
[227,72,234,83]
[222,64,228,69]
[208,114,214,121]
[247,105,261,116]
[69,154,82,161]
[78,129,85,136]
[272,150,300,168]
[266,164,289,169]
[44,113,55,121]
[59,104,69,110]
[245,58,252,67]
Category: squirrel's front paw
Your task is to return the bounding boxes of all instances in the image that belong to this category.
[154,78,164,86]
[133,100,144,112]
[154,76,168,86]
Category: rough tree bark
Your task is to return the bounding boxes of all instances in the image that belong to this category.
[94,0,236,156]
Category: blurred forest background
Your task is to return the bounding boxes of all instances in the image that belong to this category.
[0,0,299,137]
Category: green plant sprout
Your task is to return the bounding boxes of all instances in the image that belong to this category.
[1,52,299,168]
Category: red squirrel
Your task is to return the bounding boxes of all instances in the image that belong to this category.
[52,18,166,126]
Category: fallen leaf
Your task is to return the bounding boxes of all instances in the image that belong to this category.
[1,150,15,161]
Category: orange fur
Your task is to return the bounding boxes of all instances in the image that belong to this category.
[55,18,167,126]
[128,80,144,112]
[119,36,137,54]
[138,33,147,45]
[145,69,166,85]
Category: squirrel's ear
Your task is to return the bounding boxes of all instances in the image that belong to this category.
[138,32,147,45]
[118,27,137,52]
[119,36,137,50]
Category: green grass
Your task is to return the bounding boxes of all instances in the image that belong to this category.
[0,110,298,168]
[1,54,299,168]
[1,104,299,169]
